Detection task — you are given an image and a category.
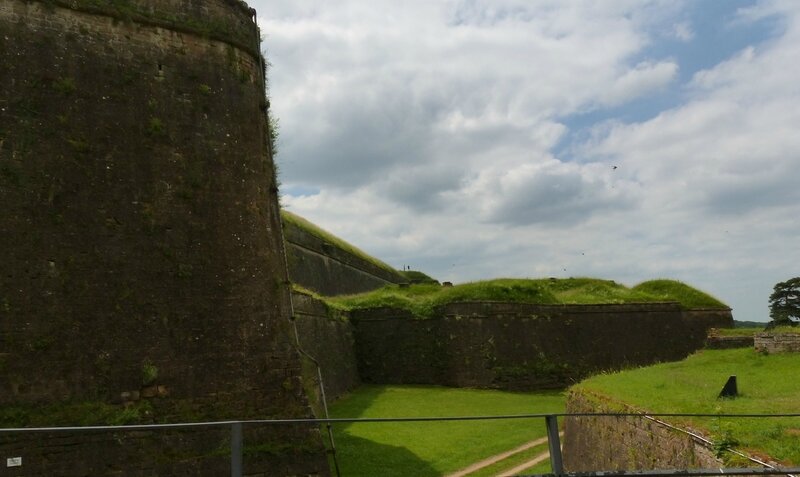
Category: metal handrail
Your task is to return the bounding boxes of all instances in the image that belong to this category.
[3,412,800,476]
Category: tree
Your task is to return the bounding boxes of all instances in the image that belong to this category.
[768,277,800,325]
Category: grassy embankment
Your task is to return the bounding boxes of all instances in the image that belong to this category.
[572,348,800,465]
[328,278,727,318]
[328,385,564,476]
[281,210,400,275]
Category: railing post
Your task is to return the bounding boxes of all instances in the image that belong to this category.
[231,422,243,477]
[545,414,563,475]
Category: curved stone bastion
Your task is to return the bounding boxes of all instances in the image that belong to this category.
[0,1,326,474]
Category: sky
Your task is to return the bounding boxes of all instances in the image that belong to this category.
[249,0,800,322]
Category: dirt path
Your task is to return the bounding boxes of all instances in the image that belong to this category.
[445,435,553,477]
[496,451,550,476]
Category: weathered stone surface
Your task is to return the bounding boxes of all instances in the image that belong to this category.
[283,219,406,296]
[292,292,360,403]
[706,335,755,349]
[563,389,722,471]
[351,303,732,390]
[0,0,326,474]
[755,332,800,353]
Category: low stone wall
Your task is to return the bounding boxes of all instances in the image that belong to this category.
[755,332,800,353]
[292,292,360,403]
[706,335,755,349]
[352,302,732,390]
[283,220,405,296]
[563,390,721,470]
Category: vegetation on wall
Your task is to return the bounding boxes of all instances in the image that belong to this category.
[0,401,154,427]
[328,278,728,318]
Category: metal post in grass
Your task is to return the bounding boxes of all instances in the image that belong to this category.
[231,422,243,477]
[545,414,563,474]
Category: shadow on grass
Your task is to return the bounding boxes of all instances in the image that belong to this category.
[330,432,439,477]
[326,385,438,475]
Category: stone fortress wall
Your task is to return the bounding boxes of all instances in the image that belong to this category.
[283,215,407,296]
[292,293,732,398]
[0,1,326,474]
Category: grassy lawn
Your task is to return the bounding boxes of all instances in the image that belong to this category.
[573,348,800,465]
[329,278,727,318]
[327,385,565,476]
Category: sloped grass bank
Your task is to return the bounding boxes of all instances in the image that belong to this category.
[329,278,727,318]
[281,210,399,276]
[571,348,800,465]
[328,385,564,476]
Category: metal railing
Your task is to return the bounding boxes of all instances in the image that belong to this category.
[3,412,800,476]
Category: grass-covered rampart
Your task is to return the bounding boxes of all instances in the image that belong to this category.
[328,278,727,318]
[571,348,800,465]
[281,210,401,277]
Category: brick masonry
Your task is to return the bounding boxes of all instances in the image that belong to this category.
[754,332,800,353]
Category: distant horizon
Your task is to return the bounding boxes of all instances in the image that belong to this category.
[252,0,800,324]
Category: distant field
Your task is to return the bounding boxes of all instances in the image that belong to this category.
[573,348,800,465]
[329,277,727,318]
[327,385,565,476]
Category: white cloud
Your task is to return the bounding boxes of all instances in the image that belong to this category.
[672,21,694,41]
[250,0,800,322]
[602,60,678,107]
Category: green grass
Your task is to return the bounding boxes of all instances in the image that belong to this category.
[281,210,400,277]
[632,279,728,309]
[771,326,800,335]
[329,278,727,318]
[572,348,800,465]
[711,327,762,337]
[399,269,439,284]
[525,460,557,474]
[327,385,565,476]
[469,442,551,477]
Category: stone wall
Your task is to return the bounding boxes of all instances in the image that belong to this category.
[754,332,800,353]
[562,390,721,470]
[1,424,322,477]
[352,302,732,390]
[0,1,326,474]
[283,218,406,296]
[706,335,755,349]
[292,292,361,404]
